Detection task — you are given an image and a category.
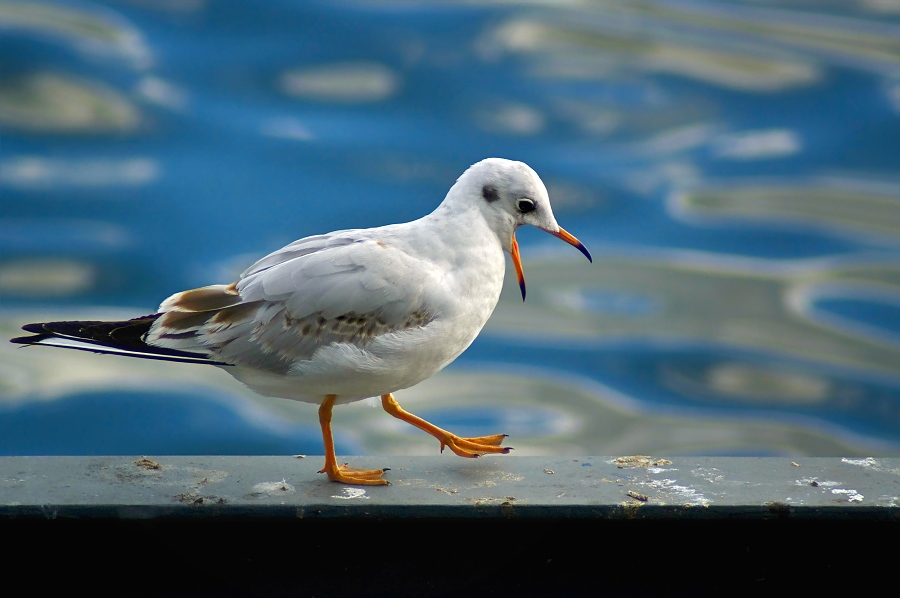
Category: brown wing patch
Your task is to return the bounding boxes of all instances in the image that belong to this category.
[211,301,265,327]
[152,294,435,371]
[311,309,432,344]
[165,284,243,312]
[157,310,216,332]
[252,308,435,362]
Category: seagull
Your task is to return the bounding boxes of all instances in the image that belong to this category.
[11,158,591,485]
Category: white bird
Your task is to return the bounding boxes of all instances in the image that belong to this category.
[11,158,591,485]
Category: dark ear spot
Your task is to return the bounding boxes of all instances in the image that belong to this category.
[482,184,500,203]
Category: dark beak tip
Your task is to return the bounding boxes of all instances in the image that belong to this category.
[578,244,593,263]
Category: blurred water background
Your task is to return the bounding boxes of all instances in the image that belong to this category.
[1,0,899,458]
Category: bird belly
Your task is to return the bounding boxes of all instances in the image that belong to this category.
[225,317,482,405]
[226,239,505,405]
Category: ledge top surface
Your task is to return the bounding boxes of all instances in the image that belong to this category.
[1,455,897,519]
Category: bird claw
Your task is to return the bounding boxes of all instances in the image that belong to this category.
[439,434,512,458]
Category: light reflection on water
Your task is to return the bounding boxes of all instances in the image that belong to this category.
[1,0,898,457]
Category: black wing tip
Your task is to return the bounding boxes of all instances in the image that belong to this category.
[13,321,56,343]
[17,314,230,369]
[20,322,47,334]
[10,334,45,345]
[9,331,230,365]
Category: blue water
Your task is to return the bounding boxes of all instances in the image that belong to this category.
[2,0,899,458]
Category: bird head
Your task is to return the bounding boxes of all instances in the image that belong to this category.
[448,158,592,300]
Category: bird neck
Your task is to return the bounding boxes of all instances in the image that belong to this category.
[429,194,517,254]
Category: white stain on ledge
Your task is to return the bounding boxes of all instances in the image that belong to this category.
[831,488,864,502]
[693,468,724,484]
[646,467,672,474]
[842,457,878,468]
[645,478,710,506]
[797,478,842,487]
[841,457,900,475]
[332,487,369,500]
[797,477,863,502]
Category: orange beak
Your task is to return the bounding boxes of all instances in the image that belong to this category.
[510,226,592,301]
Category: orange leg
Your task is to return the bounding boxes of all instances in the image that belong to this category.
[318,395,390,485]
[381,393,511,458]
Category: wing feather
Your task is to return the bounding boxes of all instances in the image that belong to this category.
[146,230,442,372]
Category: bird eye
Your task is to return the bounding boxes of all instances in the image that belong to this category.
[517,198,536,213]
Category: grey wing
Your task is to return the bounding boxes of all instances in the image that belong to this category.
[145,231,440,373]
[239,231,362,279]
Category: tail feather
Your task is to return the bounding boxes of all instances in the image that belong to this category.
[10,315,228,366]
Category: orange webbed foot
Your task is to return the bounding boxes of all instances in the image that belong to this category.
[319,462,391,486]
[381,394,513,458]
[440,433,512,458]
[318,394,391,485]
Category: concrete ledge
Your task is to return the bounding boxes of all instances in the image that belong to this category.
[3,456,897,595]
[2,455,898,519]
